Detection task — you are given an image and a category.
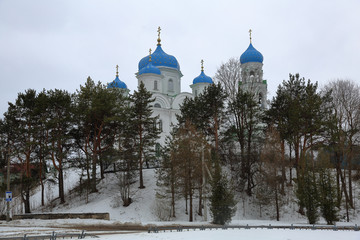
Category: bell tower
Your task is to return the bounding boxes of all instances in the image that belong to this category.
[239,29,267,108]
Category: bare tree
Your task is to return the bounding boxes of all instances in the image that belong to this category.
[214,57,241,103]
[257,125,284,221]
[324,79,360,219]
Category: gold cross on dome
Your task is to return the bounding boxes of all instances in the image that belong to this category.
[116,65,119,77]
[201,59,204,71]
[157,26,161,45]
[149,48,152,61]
[249,29,252,43]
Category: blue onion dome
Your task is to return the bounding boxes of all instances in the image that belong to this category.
[193,60,213,84]
[240,43,263,64]
[138,45,180,71]
[139,49,161,75]
[107,65,128,89]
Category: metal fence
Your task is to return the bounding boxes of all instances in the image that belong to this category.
[0,230,93,240]
[148,224,360,233]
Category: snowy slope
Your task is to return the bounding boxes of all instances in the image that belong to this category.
[6,167,360,226]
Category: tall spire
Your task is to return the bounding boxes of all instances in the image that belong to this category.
[116,65,119,77]
[149,48,152,62]
[157,26,161,46]
[249,29,252,43]
[201,59,204,72]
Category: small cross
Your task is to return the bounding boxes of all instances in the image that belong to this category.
[249,29,252,43]
[157,26,161,38]
[201,59,204,71]
[149,48,152,61]
[116,65,119,77]
[157,26,162,45]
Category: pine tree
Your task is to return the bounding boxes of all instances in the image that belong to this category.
[296,159,319,224]
[130,81,160,189]
[210,161,236,225]
[317,151,339,225]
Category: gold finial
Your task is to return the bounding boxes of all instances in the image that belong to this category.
[201,59,204,71]
[116,65,119,77]
[157,26,161,45]
[149,48,152,62]
[249,29,252,43]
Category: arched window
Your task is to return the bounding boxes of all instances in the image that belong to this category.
[168,79,174,92]
[154,103,161,108]
[154,80,158,90]
[250,71,255,83]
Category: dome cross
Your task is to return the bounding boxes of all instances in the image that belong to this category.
[116,65,119,77]
[157,26,161,46]
[249,29,252,43]
[201,59,204,71]
[149,48,152,62]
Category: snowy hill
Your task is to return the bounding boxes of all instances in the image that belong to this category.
[6,167,360,226]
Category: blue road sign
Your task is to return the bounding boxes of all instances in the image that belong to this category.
[5,191,12,202]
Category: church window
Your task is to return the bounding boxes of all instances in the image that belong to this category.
[154,103,161,108]
[259,93,263,105]
[250,71,255,83]
[154,80,158,90]
[168,79,174,92]
[155,143,161,158]
[158,119,163,132]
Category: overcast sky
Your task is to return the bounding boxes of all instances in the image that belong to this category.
[0,0,359,116]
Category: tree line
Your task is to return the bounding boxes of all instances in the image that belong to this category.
[1,59,359,225]
[156,58,360,225]
[0,77,159,213]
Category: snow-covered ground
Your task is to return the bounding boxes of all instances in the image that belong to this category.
[100,229,360,240]
[1,167,360,239]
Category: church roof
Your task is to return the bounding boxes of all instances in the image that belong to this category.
[107,76,127,89]
[138,45,180,71]
[139,61,161,75]
[240,43,263,64]
[193,70,213,84]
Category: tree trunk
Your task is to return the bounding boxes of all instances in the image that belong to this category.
[275,186,280,221]
[348,166,353,208]
[39,158,45,206]
[59,167,65,204]
[91,153,98,192]
[198,187,202,216]
[139,129,145,189]
[189,187,193,222]
[23,183,31,213]
[281,140,285,194]
[100,157,105,179]
[289,142,293,185]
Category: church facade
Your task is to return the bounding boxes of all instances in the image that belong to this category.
[107,28,267,146]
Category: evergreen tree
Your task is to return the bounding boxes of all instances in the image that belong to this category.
[170,121,210,222]
[228,88,263,195]
[296,159,319,224]
[210,161,236,225]
[46,89,74,204]
[4,89,39,213]
[75,77,124,192]
[317,151,339,225]
[130,81,160,189]
[178,83,227,154]
[156,135,179,218]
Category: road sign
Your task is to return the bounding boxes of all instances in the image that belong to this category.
[5,191,12,202]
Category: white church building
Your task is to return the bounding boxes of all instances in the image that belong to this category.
[107,28,267,147]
